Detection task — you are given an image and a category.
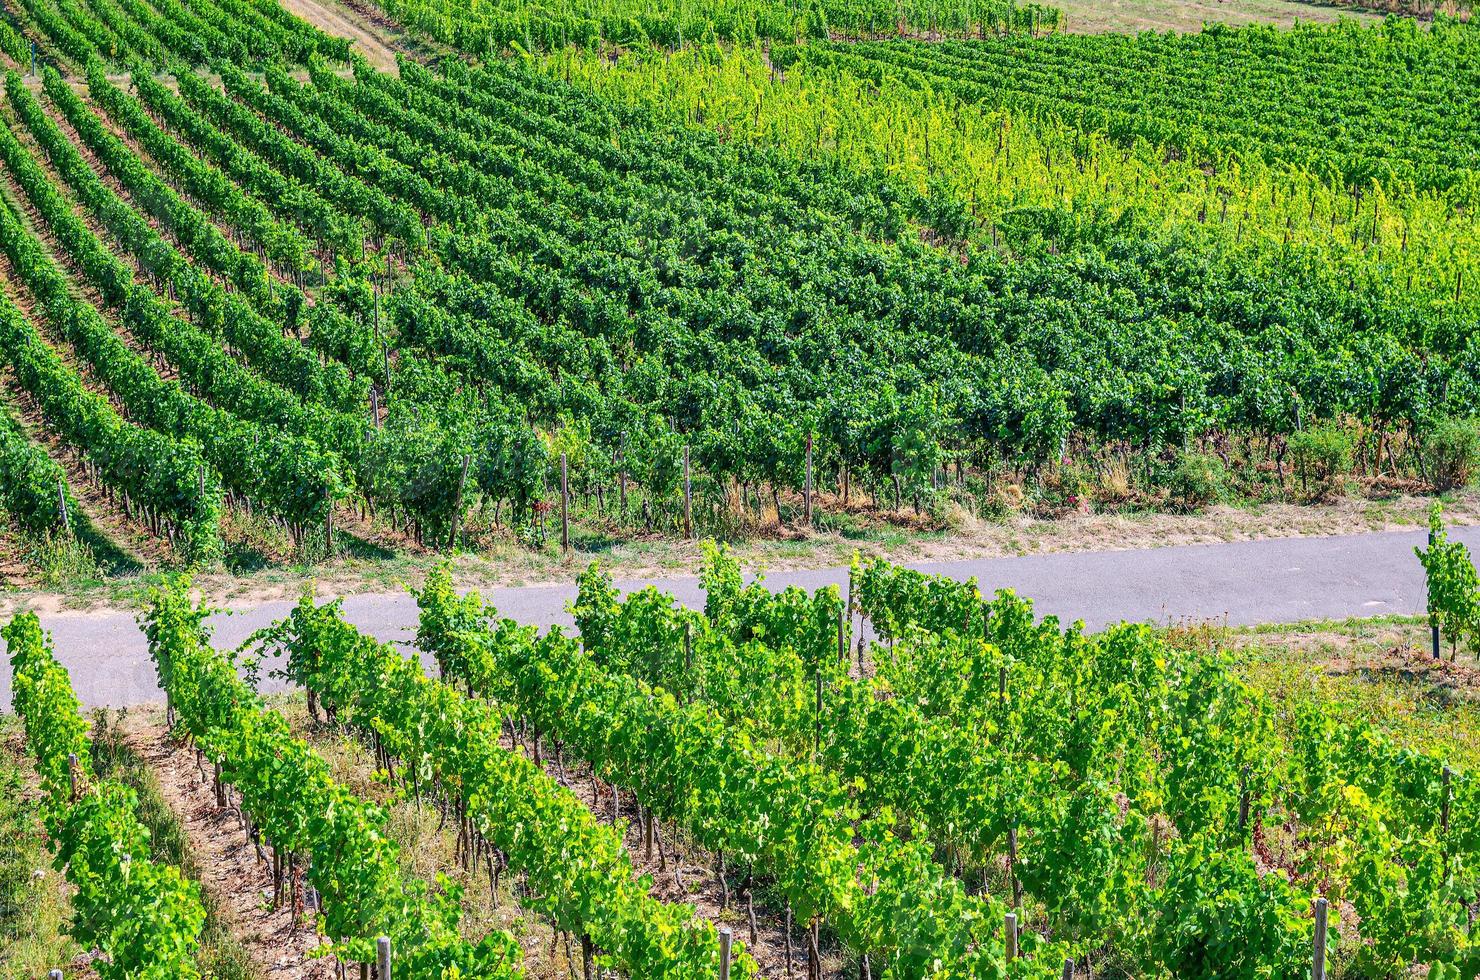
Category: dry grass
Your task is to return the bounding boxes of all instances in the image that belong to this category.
[0,718,87,979]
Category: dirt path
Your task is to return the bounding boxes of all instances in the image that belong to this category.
[282,0,400,72]
[130,720,334,979]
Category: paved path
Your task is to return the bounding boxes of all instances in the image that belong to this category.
[3,525,1473,709]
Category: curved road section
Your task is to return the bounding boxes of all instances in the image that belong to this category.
[4,525,1475,709]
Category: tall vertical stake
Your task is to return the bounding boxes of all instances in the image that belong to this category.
[57,478,70,533]
[376,936,392,979]
[618,430,628,517]
[449,453,471,550]
[718,926,733,980]
[1431,528,1442,659]
[814,670,823,755]
[1312,898,1328,980]
[804,432,813,526]
[560,453,570,554]
[683,444,693,538]
[1443,765,1453,834]
[1004,912,1018,960]
[837,605,846,664]
[67,753,78,800]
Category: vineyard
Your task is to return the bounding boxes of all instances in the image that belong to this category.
[4,541,1480,977]
[1,0,1479,971]
[0,0,1468,590]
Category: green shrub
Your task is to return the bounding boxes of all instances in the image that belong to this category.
[1288,426,1354,495]
[1168,451,1228,510]
[1423,416,1480,491]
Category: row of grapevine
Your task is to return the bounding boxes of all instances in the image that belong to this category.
[557,549,1480,975]
[9,69,353,433]
[49,66,366,415]
[5,611,207,977]
[191,54,1479,528]
[137,581,529,976]
[219,59,1006,524]
[845,556,1480,973]
[1417,506,1480,655]
[107,68,379,379]
[129,69,364,261]
[12,0,349,70]
[91,64,316,277]
[0,10,29,65]
[0,85,345,532]
[0,409,72,537]
[549,41,1480,320]
[374,0,1058,54]
[10,0,100,68]
[78,0,169,68]
[566,557,1314,973]
[0,264,222,562]
[171,67,424,248]
[786,17,1480,195]
[247,584,759,979]
[407,566,1075,976]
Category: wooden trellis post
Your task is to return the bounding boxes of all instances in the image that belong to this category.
[804,433,813,525]
[560,453,570,553]
[719,926,733,980]
[1312,898,1328,980]
[683,445,693,538]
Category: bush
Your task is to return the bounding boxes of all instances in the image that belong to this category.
[1288,426,1354,496]
[1168,451,1228,510]
[1423,416,1480,491]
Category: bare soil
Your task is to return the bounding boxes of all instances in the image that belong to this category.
[281,0,402,72]
[0,529,37,589]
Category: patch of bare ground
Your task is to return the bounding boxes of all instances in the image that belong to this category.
[281,0,402,72]
[1225,620,1480,703]
[125,715,335,979]
[330,499,433,557]
[333,0,453,63]
[0,527,38,588]
[908,489,1480,564]
[1050,0,1380,33]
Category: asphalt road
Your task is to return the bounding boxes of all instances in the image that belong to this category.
[4,525,1474,709]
